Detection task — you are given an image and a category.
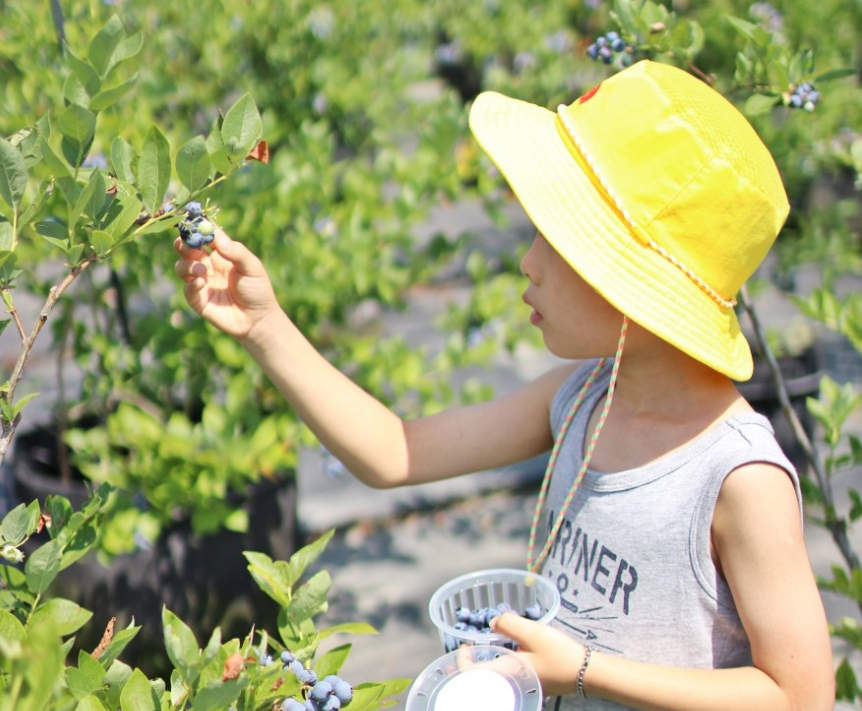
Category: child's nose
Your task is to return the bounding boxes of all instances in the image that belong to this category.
[520,233,541,282]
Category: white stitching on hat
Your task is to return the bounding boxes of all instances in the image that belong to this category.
[556,105,737,310]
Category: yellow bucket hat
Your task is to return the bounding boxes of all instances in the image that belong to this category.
[468,59,790,381]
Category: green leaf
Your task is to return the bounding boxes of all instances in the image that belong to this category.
[10,392,39,420]
[836,658,860,701]
[66,650,106,700]
[0,609,26,643]
[92,623,140,669]
[317,621,378,640]
[106,31,143,75]
[18,622,66,711]
[193,679,248,711]
[111,137,137,185]
[0,502,37,545]
[119,668,159,711]
[89,73,139,112]
[208,137,245,177]
[89,230,115,257]
[39,138,79,206]
[744,93,780,117]
[19,178,54,230]
[29,598,92,636]
[74,696,110,711]
[175,136,211,193]
[24,539,62,594]
[221,94,262,153]
[162,608,200,685]
[0,138,27,212]
[286,529,334,587]
[71,169,107,230]
[63,42,101,97]
[244,552,292,609]
[138,126,171,214]
[313,643,351,679]
[287,570,331,624]
[103,661,133,709]
[58,104,97,146]
[89,16,126,78]
[849,489,862,523]
[103,189,142,240]
[64,73,92,110]
[812,67,856,83]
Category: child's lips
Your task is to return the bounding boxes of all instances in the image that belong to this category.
[523,293,542,325]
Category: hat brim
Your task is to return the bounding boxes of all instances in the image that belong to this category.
[469,91,753,381]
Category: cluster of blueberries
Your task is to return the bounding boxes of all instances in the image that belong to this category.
[443,602,545,653]
[586,31,632,65]
[178,201,215,249]
[260,649,354,711]
[787,82,820,111]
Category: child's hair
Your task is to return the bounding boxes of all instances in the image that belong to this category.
[469,59,789,381]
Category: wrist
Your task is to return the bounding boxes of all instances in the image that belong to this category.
[576,644,595,700]
[240,306,292,354]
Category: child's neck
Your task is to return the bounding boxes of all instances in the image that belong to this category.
[585,337,749,473]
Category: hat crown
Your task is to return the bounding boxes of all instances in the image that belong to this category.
[561,61,789,300]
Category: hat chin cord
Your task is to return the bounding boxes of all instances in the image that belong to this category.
[526,315,629,573]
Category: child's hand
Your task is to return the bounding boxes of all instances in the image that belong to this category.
[490,612,589,697]
[174,228,281,341]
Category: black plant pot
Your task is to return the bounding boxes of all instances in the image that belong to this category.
[7,421,301,678]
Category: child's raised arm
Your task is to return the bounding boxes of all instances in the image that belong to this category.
[174,229,574,488]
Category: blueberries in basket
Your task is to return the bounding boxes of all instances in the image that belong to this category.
[443,601,547,651]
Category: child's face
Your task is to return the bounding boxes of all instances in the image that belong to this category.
[520,232,623,359]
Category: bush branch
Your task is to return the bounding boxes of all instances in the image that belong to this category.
[739,285,862,578]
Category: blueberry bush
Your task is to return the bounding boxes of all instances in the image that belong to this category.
[0,493,408,711]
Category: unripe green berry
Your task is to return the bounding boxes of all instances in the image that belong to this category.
[2,544,24,563]
[197,219,215,236]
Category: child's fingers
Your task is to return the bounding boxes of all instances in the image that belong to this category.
[489,612,546,651]
[209,229,253,267]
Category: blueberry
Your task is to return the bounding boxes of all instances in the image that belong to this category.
[323,675,342,687]
[260,653,273,666]
[333,680,353,704]
[524,603,543,620]
[184,201,202,218]
[455,606,471,624]
[320,696,341,711]
[184,232,205,249]
[282,700,305,711]
[281,650,295,664]
[312,681,333,700]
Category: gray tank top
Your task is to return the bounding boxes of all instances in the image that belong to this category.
[540,361,800,711]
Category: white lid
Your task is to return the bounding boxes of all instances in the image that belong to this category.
[405,645,542,711]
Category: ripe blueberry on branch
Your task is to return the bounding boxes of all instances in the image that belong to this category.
[178,201,216,249]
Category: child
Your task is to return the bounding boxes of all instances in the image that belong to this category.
[175,60,834,710]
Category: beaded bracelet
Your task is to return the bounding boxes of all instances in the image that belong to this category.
[577,644,594,699]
